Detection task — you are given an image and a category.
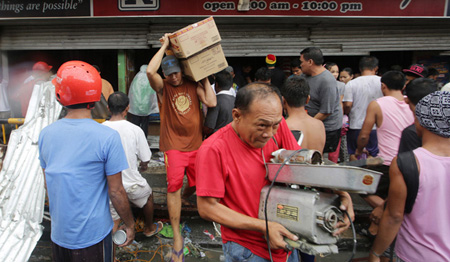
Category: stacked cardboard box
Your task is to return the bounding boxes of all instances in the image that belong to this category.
[168,16,228,82]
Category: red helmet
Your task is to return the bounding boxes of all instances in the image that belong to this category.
[33,61,52,72]
[52,61,102,107]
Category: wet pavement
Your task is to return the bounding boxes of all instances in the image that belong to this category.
[30,153,374,261]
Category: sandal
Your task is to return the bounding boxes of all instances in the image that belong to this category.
[144,221,164,237]
[170,245,185,262]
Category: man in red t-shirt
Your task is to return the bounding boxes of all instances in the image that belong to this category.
[196,83,354,262]
[146,34,217,262]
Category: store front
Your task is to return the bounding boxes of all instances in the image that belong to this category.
[1,0,450,91]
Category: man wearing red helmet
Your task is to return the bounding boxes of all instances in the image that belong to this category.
[146,34,217,262]
[38,61,135,262]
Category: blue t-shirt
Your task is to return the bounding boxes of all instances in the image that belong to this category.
[38,118,128,249]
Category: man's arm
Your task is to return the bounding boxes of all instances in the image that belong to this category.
[137,129,151,172]
[314,112,331,121]
[107,172,135,246]
[343,102,353,115]
[356,101,380,157]
[369,158,407,262]
[197,196,298,250]
[146,34,170,96]
[197,78,217,108]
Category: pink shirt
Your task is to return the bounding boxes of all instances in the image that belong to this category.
[376,96,414,165]
[395,147,450,261]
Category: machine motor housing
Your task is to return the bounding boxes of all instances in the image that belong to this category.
[258,185,343,245]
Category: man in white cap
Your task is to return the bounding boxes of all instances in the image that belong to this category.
[146,34,216,262]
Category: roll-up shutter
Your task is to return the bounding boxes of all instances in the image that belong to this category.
[149,22,450,57]
[311,25,450,55]
[148,23,318,57]
[3,19,450,54]
[0,23,149,50]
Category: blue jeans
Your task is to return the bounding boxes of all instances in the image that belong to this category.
[222,241,299,262]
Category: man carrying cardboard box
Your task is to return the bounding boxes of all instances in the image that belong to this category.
[146,33,216,262]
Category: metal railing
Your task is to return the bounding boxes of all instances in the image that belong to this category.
[1,118,25,144]
[1,118,105,144]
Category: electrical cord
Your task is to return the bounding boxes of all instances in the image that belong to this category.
[263,148,306,262]
[345,210,357,262]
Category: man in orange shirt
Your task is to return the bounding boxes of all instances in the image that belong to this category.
[92,65,114,101]
[146,34,216,262]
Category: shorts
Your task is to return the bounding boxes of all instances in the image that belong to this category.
[323,128,341,153]
[347,129,379,156]
[164,150,197,193]
[110,183,152,221]
[52,232,113,262]
[222,241,299,262]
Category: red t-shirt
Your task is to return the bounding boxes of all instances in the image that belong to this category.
[196,118,300,261]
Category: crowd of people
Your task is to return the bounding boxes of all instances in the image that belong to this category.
[0,37,448,262]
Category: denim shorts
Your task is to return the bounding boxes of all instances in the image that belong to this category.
[346,129,379,156]
[222,241,299,262]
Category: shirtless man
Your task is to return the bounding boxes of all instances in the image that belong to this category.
[281,76,325,153]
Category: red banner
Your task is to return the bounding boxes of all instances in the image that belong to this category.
[94,0,447,17]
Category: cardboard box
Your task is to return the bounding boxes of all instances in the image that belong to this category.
[169,16,221,59]
[180,43,228,82]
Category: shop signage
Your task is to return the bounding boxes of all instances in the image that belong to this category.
[0,0,90,18]
[94,0,447,17]
[118,0,159,11]
[1,0,446,18]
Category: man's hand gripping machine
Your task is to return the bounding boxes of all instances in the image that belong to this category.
[258,149,382,256]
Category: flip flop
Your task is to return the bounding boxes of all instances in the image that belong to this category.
[170,240,185,262]
[144,221,164,237]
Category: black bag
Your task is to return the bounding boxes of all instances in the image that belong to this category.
[396,151,419,214]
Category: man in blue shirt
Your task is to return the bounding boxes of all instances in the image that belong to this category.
[38,61,135,262]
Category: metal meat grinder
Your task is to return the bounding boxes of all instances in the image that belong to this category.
[258,149,382,256]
